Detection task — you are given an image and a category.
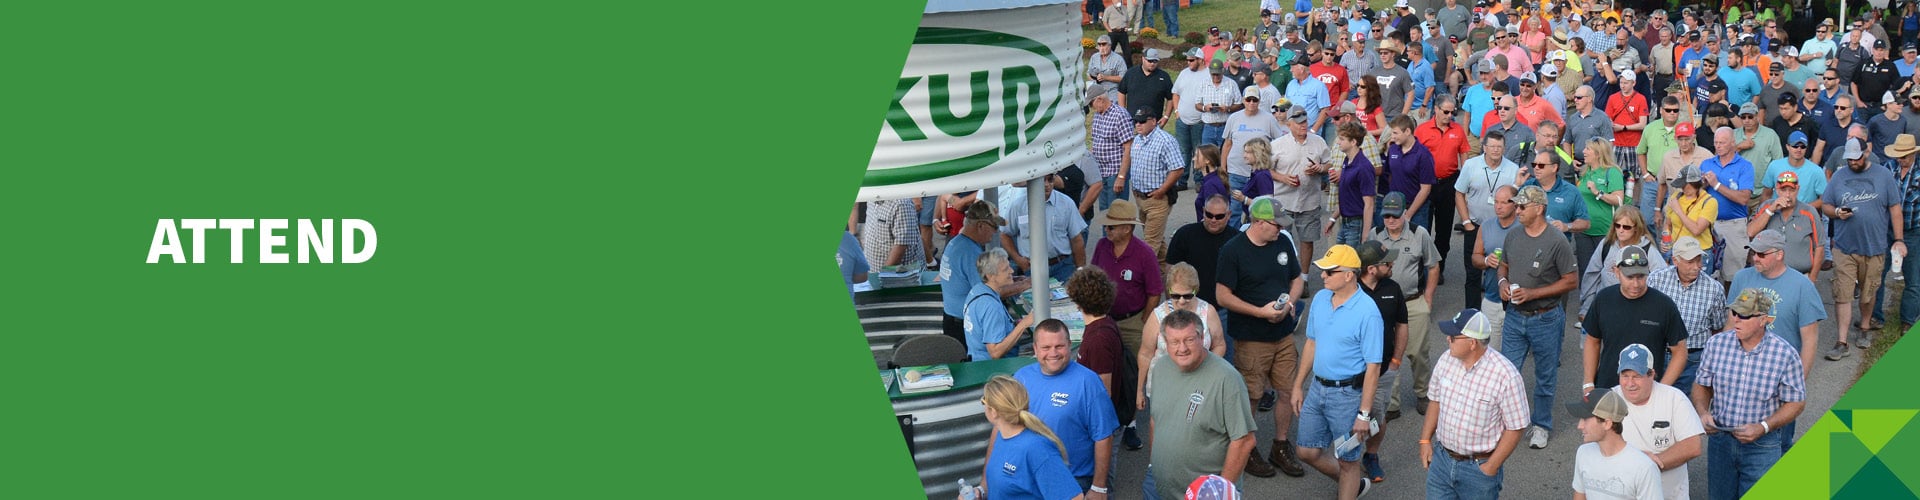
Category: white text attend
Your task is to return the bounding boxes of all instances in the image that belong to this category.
[146,219,378,264]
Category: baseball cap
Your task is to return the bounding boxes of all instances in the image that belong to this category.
[1243,42,1258,52]
[1875,39,1889,49]
[1706,80,1727,94]
[1315,244,1363,270]
[1247,196,1294,225]
[1779,92,1799,105]
[1618,246,1652,276]
[964,201,1006,226]
[1887,91,1900,105]
[1674,121,1697,137]
[1514,185,1548,206]
[1729,288,1777,317]
[1185,47,1205,60]
[1286,107,1310,123]
[1357,240,1397,268]
[1520,71,1539,83]
[1670,164,1704,188]
[1541,65,1560,78]
[1788,130,1810,147]
[1186,474,1240,500]
[1747,229,1787,253]
[1844,138,1866,160]
[1739,102,1760,116]
[1338,101,1358,115]
[1210,59,1226,74]
[1439,309,1494,340]
[1244,87,1263,99]
[1395,0,1411,9]
[1381,192,1408,218]
[1478,58,1498,73]
[1620,69,1636,81]
[1133,107,1160,123]
[1143,48,1164,61]
[1672,236,1705,260]
[1565,387,1631,422]
[1618,344,1655,375]
[1688,31,1701,40]
[1777,171,1800,186]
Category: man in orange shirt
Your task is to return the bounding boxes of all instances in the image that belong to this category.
[1608,69,1652,183]
[1514,71,1564,129]
[1417,97,1472,269]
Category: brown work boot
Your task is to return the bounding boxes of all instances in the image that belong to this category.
[1244,446,1278,477]
[1269,440,1307,477]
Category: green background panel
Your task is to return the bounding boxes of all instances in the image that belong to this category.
[2,1,926,497]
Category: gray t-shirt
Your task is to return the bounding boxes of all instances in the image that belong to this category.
[1759,84,1799,124]
[1088,51,1128,100]
[1727,267,1828,351]
[1868,113,1908,154]
[1822,162,1903,255]
[1437,5,1472,40]
[1563,108,1615,155]
[1762,205,1823,274]
[1483,120,1535,166]
[1502,223,1578,310]
[1372,226,1440,296]
[1224,110,1285,177]
[1903,109,1920,138]
[1373,65,1414,121]
[1148,354,1257,500]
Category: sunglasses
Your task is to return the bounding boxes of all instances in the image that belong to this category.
[1573,95,1589,100]
[1733,312,1766,320]
[1614,223,1635,230]
[1620,255,1650,267]
[1663,108,1681,113]
[1826,76,1840,81]
[1322,268,1350,276]
[1203,211,1229,220]
[1439,109,1456,115]
[1169,293,1198,301]
[1497,105,1514,110]
[1533,162,1553,167]
[1836,105,1851,110]
[1789,143,1807,149]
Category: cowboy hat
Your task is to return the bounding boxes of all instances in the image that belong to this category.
[1094,199,1146,227]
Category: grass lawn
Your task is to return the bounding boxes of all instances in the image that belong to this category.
[1079,0,1399,44]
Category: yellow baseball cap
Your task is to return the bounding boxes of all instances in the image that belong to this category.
[1315,244,1362,270]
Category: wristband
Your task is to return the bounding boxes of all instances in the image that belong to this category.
[1582,383,1595,390]
[1419,439,1432,445]
[1090,485,1109,494]
[1761,420,1771,433]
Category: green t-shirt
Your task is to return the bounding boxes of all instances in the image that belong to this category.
[1635,121,1680,176]
[1579,166,1625,237]
[1147,354,1256,500]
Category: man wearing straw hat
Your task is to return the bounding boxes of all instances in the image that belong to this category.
[1092,198,1165,379]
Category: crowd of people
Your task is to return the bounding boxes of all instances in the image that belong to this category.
[843,0,1920,498]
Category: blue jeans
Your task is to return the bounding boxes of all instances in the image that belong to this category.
[1638,181,1660,239]
[1202,123,1226,147]
[1297,383,1365,462]
[1424,441,1504,499]
[1499,305,1565,431]
[1671,349,1702,399]
[1174,120,1203,170]
[1228,173,1249,228]
[1098,175,1131,212]
[1047,260,1076,286]
[1903,232,1920,325]
[1338,217,1362,246]
[1158,1,1179,36]
[1709,428,1786,499]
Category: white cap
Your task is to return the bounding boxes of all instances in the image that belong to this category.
[1541,64,1560,78]
[1395,0,1410,9]
[1243,43,1257,51]
[1620,69,1636,80]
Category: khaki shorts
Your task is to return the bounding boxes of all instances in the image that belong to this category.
[1832,251,1886,304]
[1285,208,1325,243]
[1237,338,1300,405]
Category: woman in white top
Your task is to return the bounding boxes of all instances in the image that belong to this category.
[1135,262,1226,410]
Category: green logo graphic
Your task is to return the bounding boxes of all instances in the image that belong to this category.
[869,26,1066,187]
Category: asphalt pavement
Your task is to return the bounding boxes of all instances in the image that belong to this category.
[1102,197,1864,499]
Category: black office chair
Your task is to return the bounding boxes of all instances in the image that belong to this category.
[889,334,968,369]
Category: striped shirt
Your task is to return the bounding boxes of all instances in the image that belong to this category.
[1902,160,1920,231]
[1697,330,1806,428]
[1091,105,1134,176]
[1129,128,1186,193]
[860,199,923,268]
[1429,350,1530,454]
[1197,78,1240,124]
[1646,265,1727,348]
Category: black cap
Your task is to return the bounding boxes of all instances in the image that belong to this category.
[1132,107,1159,123]
[1688,31,1701,40]
[1778,92,1798,105]
[1876,39,1889,49]
[1706,80,1727,94]
[1705,101,1731,118]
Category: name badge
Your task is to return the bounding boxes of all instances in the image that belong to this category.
[1486,195,1495,205]
[1124,269,1134,281]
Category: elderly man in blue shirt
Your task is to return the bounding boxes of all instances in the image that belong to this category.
[1700,126,1758,281]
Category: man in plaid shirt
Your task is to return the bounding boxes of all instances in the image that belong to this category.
[1418,308,1528,499]
[1126,107,1187,259]
[1694,288,1807,500]
[1645,236,1726,397]
[1090,82,1135,212]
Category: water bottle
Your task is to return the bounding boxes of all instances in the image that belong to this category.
[1275,293,1292,310]
[1894,250,1907,283]
[959,479,978,500]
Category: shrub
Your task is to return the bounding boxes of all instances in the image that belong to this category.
[1139,27,1160,38]
[1184,31,1206,45]
[1083,37,1096,49]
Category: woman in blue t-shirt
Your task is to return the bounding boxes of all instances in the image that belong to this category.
[976,376,1085,500]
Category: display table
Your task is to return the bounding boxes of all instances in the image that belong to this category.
[886,357,1035,499]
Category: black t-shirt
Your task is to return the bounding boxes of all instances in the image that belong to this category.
[1771,115,1821,152]
[1215,232,1303,342]
[1584,286,1689,389]
[1360,278,1409,364]
[1119,66,1175,119]
[1166,222,1244,305]
[1854,60,1900,109]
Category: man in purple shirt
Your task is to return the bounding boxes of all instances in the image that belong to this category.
[1382,115,1438,230]
[1091,199,1166,362]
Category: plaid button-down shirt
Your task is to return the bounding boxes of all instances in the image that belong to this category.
[1129,128,1186,193]
[1697,330,1806,428]
[1429,349,1530,454]
[1091,105,1134,177]
[1647,265,1727,348]
[1901,160,1920,231]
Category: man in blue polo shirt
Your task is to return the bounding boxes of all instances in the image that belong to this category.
[1290,244,1385,498]
[1521,151,1590,238]
[1700,126,1758,281]
[941,201,1003,345]
[1015,320,1121,497]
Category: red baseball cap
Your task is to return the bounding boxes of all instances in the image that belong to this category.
[1674,121,1696,137]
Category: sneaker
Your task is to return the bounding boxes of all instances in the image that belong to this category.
[1415,397,1430,416]
[1269,440,1307,477]
[1825,342,1852,361]
[1244,446,1278,477]
[1857,328,1876,349]
[1356,476,1375,497]
[1258,389,1276,412]
[1386,408,1402,422]
[1823,259,1835,271]
[1527,425,1549,449]
[1363,453,1385,483]
[1123,426,1144,450]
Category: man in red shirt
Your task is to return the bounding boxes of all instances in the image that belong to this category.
[1416,98,1471,269]
[1606,69,1652,186]
[1309,43,1350,139]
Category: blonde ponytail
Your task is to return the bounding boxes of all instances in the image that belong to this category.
[983,375,1072,466]
[1018,410,1071,466]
